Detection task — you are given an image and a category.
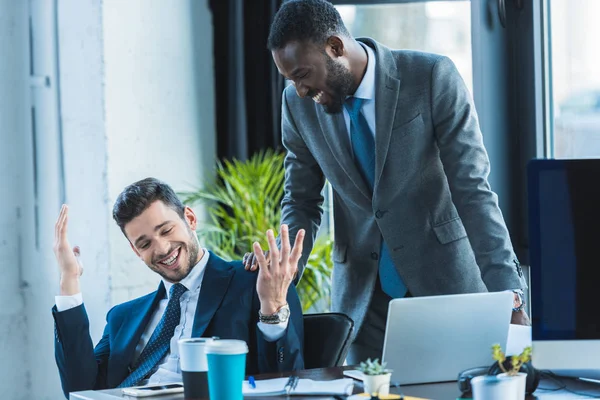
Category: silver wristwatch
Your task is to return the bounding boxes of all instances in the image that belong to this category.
[259,304,290,324]
[512,289,526,312]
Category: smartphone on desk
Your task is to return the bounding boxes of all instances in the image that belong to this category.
[121,383,184,397]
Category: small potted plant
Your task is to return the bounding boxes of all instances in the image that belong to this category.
[491,344,532,399]
[358,358,392,396]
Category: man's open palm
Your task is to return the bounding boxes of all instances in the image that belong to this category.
[254,225,305,315]
[53,205,83,279]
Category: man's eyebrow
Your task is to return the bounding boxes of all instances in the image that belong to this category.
[134,221,172,247]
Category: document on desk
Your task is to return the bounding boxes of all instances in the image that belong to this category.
[243,377,354,396]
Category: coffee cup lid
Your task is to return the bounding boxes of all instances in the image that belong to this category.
[178,338,215,346]
[205,339,249,355]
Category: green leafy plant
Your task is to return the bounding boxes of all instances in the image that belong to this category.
[180,149,333,312]
[358,358,389,376]
[491,344,532,376]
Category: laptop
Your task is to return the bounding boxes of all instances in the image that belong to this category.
[381,291,514,385]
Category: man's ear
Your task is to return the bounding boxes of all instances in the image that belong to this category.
[326,35,345,58]
[129,241,141,258]
[184,206,197,231]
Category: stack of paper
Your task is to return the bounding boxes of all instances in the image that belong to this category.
[243,378,354,397]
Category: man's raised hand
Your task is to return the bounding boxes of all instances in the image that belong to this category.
[53,205,83,295]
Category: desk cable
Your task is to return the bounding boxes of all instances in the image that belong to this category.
[537,370,600,398]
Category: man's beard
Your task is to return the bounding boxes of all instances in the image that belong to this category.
[151,228,200,283]
[321,55,355,114]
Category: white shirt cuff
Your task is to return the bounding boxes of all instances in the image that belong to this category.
[257,318,289,342]
[55,293,83,312]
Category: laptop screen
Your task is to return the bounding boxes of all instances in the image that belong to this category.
[528,159,600,341]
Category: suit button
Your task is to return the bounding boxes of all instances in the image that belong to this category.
[375,210,384,219]
[371,252,379,261]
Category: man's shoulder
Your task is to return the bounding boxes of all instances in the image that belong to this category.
[206,253,258,288]
[360,37,444,71]
[392,49,443,65]
[229,261,259,287]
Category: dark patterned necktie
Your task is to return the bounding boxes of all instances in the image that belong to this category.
[118,283,187,387]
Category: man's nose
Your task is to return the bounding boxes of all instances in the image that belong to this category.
[156,240,171,257]
[295,82,309,98]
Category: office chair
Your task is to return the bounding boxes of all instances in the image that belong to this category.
[303,313,354,369]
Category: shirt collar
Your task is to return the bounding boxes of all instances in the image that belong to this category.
[352,42,376,101]
[163,248,209,298]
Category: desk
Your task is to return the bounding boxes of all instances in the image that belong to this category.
[70,366,600,400]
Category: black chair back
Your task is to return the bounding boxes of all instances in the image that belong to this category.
[303,313,354,369]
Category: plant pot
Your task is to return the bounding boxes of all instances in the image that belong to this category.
[471,375,520,400]
[363,372,392,395]
[498,372,527,400]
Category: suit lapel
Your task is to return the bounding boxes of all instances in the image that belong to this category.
[317,107,371,200]
[111,283,165,380]
[192,252,235,337]
[370,41,401,189]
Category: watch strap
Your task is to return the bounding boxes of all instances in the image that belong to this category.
[259,304,289,324]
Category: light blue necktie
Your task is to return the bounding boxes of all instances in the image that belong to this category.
[118,283,188,388]
[345,97,407,299]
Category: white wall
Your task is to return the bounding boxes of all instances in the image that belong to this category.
[57,0,113,363]
[0,0,216,398]
[0,1,31,398]
[102,0,216,305]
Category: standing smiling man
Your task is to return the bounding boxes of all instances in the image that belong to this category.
[246,0,529,364]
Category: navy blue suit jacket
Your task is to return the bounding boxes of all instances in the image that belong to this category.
[52,252,304,396]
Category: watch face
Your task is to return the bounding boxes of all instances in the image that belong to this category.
[513,292,523,308]
[278,306,290,321]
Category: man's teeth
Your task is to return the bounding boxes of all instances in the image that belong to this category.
[161,250,179,266]
[312,91,323,103]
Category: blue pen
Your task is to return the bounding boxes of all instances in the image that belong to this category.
[248,376,256,389]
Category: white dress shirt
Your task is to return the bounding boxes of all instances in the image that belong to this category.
[55,249,288,384]
[343,42,377,145]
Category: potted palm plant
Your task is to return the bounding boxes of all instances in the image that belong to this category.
[180,149,333,312]
[358,358,392,396]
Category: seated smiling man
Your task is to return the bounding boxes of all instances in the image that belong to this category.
[52,178,304,397]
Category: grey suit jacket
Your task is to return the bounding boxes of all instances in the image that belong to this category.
[280,38,527,335]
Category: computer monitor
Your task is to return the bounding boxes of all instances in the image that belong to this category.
[528,159,600,378]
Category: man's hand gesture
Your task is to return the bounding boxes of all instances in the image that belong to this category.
[53,205,83,295]
[254,225,305,315]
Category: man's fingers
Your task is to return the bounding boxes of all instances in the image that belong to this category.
[54,205,64,242]
[243,252,250,270]
[266,229,279,263]
[55,205,66,241]
[73,246,84,276]
[62,208,69,238]
[251,251,269,271]
[290,229,306,264]
[253,242,269,271]
[280,224,291,266]
[57,205,69,241]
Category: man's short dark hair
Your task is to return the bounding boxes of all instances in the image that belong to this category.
[113,177,185,233]
[268,0,350,50]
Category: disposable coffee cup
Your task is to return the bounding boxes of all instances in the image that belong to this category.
[205,339,249,400]
[178,338,214,399]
